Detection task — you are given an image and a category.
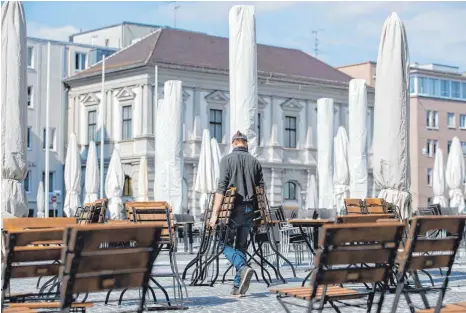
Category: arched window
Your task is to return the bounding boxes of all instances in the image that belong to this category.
[123,175,133,197]
[283,182,297,201]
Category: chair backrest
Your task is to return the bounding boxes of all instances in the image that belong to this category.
[270,206,286,222]
[336,214,396,224]
[438,206,458,216]
[2,217,77,232]
[297,209,318,219]
[59,223,162,311]
[316,208,336,220]
[311,222,404,287]
[364,198,388,214]
[125,202,173,244]
[77,199,108,224]
[2,228,65,294]
[344,199,364,214]
[397,216,466,275]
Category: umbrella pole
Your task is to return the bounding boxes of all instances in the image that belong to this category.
[153,65,158,200]
[100,58,106,199]
[45,42,51,217]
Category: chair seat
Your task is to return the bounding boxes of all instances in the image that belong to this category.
[3,308,37,313]
[271,285,364,301]
[416,302,466,312]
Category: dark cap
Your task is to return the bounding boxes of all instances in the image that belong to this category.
[232,131,248,142]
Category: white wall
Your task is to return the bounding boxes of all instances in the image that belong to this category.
[71,25,122,49]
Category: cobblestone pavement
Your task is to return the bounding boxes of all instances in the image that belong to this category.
[7,252,466,312]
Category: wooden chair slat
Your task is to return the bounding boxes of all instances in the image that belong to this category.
[8,302,93,309]
[337,214,395,224]
[318,267,387,285]
[321,248,393,265]
[64,250,151,273]
[62,271,146,294]
[413,238,458,253]
[8,229,64,246]
[10,264,60,279]
[407,255,453,271]
[411,216,466,234]
[12,246,62,262]
[3,218,76,231]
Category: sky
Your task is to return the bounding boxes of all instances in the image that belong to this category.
[22,1,466,71]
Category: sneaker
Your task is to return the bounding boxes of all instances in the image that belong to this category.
[238,266,255,296]
[231,286,240,297]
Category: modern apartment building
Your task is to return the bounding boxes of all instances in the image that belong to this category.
[338,62,466,208]
[25,37,116,217]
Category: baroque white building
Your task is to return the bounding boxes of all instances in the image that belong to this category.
[64,27,376,213]
[25,37,116,217]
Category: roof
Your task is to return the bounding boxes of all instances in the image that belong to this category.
[67,28,352,84]
[336,61,376,69]
[69,21,161,39]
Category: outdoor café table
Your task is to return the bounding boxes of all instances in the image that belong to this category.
[288,219,333,286]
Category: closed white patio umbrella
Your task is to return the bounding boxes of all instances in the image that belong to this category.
[1,1,29,217]
[105,146,125,220]
[84,141,99,203]
[37,181,45,218]
[211,137,222,188]
[317,98,334,209]
[445,137,465,213]
[194,129,215,220]
[333,127,350,214]
[137,156,149,201]
[372,13,412,219]
[306,174,318,209]
[63,133,82,217]
[432,148,448,208]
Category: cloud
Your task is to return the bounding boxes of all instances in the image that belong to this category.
[27,22,79,41]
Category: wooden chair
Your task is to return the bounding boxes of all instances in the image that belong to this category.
[60,223,163,313]
[391,216,466,313]
[76,199,108,224]
[1,228,92,312]
[365,198,389,214]
[115,201,187,307]
[344,198,365,214]
[272,222,405,313]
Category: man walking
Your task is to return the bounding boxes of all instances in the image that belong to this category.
[209,131,264,297]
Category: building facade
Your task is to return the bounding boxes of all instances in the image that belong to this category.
[25,37,116,217]
[65,27,377,214]
[338,62,466,208]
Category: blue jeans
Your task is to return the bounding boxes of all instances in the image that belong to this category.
[223,204,253,287]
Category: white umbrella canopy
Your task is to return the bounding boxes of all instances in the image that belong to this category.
[84,141,99,203]
[1,1,29,217]
[194,129,214,219]
[153,98,164,200]
[36,181,45,218]
[229,5,258,157]
[137,156,149,201]
[333,127,350,214]
[432,148,448,208]
[348,79,368,199]
[63,133,82,217]
[211,137,222,188]
[306,174,318,209]
[372,12,412,219]
[445,137,465,213]
[317,98,334,209]
[105,146,125,219]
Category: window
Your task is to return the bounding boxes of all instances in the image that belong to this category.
[462,142,466,156]
[27,127,32,149]
[42,128,56,150]
[257,113,261,146]
[426,110,431,127]
[27,47,33,68]
[433,140,438,156]
[123,175,133,196]
[462,83,466,99]
[209,109,222,143]
[431,79,440,96]
[24,171,30,192]
[440,80,450,97]
[42,171,55,192]
[284,116,297,148]
[425,139,431,156]
[283,182,297,201]
[448,140,452,153]
[452,81,461,98]
[460,114,466,129]
[75,52,87,71]
[427,168,432,186]
[447,113,455,128]
[427,197,432,205]
[409,77,414,94]
[122,105,132,140]
[418,77,429,94]
[88,110,97,142]
[433,111,438,128]
[27,86,33,107]
[28,209,34,217]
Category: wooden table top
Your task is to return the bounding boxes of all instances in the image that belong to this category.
[288,219,333,226]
